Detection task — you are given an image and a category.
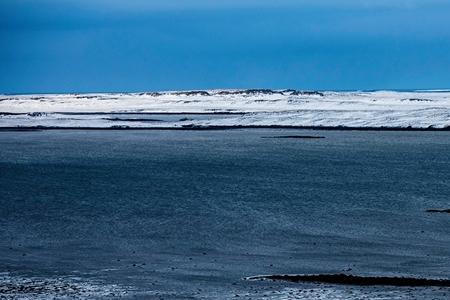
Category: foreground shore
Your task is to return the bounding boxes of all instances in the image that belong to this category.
[1,129,449,299]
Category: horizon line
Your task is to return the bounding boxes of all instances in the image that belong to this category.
[2,87,450,96]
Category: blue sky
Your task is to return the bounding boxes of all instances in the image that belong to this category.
[1,0,450,93]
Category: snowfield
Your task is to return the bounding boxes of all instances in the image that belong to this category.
[1,89,450,129]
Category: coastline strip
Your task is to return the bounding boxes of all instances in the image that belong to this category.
[1,125,450,131]
[245,274,450,287]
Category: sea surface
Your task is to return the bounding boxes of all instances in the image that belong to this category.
[1,129,450,299]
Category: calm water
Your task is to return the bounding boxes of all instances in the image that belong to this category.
[1,129,450,299]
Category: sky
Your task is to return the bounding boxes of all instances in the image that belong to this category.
[1,0,450,93]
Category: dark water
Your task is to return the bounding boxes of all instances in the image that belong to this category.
[1,129,450,299]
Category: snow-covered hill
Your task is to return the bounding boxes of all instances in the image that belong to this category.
[1,89,449,129]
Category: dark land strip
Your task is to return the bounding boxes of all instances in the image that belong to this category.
[1,125,450,131]
[246,274,450,287]
[426,209,450,214]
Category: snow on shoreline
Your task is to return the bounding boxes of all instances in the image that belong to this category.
[1,90,450,129]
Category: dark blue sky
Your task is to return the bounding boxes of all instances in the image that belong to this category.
[1,0,450,93]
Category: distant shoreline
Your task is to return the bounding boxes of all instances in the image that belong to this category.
[1,125,449,132]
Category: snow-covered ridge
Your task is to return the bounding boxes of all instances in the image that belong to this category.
[1,89,450,129]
